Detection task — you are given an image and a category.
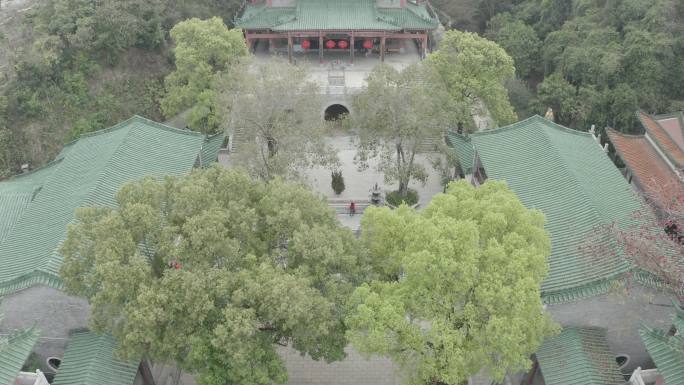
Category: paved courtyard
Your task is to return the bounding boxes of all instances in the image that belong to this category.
[278,346,404,385]
[302,133,446,230]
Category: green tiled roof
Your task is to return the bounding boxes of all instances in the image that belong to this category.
[470,116,644,303]
[52,331,138,385]
[0,327,39,385]
[0,116,213,295]
[640,325,684,385]
[536,327,624,385]
[673,301,684,334]
[446,132,474,173]
[200,133,225,167]
[0,162,60,243]
[236,0,439,31]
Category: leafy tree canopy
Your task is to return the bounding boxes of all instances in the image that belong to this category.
[479,0,684,131]
[485,13,541,78]
[352,63,454,196]
[60,166,365,385]
[346,180,558,385]
[427,30,517,129]
[161,17,248,133]
[219,59,337,180]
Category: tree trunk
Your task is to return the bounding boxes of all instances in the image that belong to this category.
[267,136,277,158]
[398,180,408,197]
[397,143,408,196]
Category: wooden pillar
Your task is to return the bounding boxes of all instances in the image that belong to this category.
[422,34,428,59]
[287,33,293,64]
[380,36,386,62]
[138,360,155,385]
[319,32,324,64]
[350,32,355,64]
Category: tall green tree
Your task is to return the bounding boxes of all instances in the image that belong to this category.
[430,0,516,32]
[346,180,558,385]
[433,0,684,132]
[0,94,12,177]
[486,14,541,78]
[161,17,248,133]
[60,166,365,385]
[427,30,517,129]
[30,0,167,62]
[352,64,453,198]
[219,60,337,181]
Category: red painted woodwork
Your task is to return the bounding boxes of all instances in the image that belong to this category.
[363,39,373,49]
[301,39,311,49]
[337,40,348,49]
[246,32,426,39]
[326,40,336,49]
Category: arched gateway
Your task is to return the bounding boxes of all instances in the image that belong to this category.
[324,104,350,121]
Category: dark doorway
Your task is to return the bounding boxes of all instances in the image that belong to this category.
[324,104,349,121]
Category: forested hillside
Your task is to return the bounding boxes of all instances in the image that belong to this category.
[0,0,241,177]
[433,0,684,132]
[1,0,682,176]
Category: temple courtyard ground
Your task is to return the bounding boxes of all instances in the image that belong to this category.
[303,132,446,230]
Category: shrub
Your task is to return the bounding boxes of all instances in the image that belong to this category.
[331,170,345,195]
[385,188,418,207]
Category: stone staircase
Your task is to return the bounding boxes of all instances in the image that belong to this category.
[416,134,445,153]
[229,126,253,152]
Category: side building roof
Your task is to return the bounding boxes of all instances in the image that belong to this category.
[236,0,439,32]
[0,327,40,385]
[606,129,681,209]
[52,331,138,385]
[655,111,684,151]
[445,132,474,174]
[536,327,624,385]
[200,133,226,168]
[467,116,644,303]
[639,325,684,385]
[0,116,218,295]
[674,302,684,334]
[638,111,684,170]
[0,161,61,243]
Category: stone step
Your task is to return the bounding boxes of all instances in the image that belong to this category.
[415,136,444,153]
[229,127,253,152]
[328,199,377,214]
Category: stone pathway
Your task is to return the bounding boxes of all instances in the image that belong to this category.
[277,346,404,385]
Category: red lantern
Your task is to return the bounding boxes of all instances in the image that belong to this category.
[301,39,311,49]
[326,40,336,49]
[363,40,373,49]
[338,40,348,49]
